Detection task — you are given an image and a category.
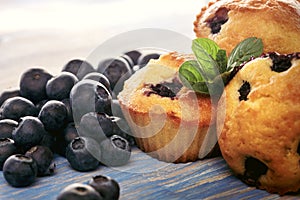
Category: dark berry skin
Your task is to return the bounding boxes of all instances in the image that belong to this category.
[110,99,125,119]
[78,112,112,143]
[39,131,56,151]
[1,96,38,121]
[268,52,297,72]
[66,137,100,172]
[124,50,142,66]
[206,7,229,34]
[0,88,20,107]
[138,52,161,67]
[57,183,103,200]
[0,119,18,139]
[0,138,16,170]
[35,99,49,112]
[121,54,134,68]
[238,81,251,101]
[56,122,79,156]
[62,59,95,80]
[110,116,135,146]
[25,145,54,176]
[95,82,113,115]
[100,135,131,167]
[3,154,38,187]
[38,100,68,132]
[241,157,268,187]
[88,175,120,200]
[63,123,79,144]
[19,68,53,103]
[82,72,111,93]
[12,116,47,151]
[62,98,73,122]
[46,72,78,100]
[97,57,132,90]
[70,80,112,124]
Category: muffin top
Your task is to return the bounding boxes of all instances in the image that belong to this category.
[118,52,213,126]
[193,0,300,54]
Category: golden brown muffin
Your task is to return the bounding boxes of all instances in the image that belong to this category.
[217,52,300,194]
[118,52,218,163]
[194,0,300,54]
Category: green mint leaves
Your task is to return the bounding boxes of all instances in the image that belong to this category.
[179,37,263,95]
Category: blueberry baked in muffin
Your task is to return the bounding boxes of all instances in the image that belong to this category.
[217,52,300,194]
[118,52,217,163]
[194,0,300,54]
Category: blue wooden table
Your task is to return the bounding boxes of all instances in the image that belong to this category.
[0,147,299,199]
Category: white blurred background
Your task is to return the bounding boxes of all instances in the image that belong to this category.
[0,0,209,90]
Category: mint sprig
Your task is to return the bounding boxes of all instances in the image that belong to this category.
[179,37,263,95]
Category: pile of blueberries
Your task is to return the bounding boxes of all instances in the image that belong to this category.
[0,49,161,199]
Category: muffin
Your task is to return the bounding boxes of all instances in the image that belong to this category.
[194,0,300,54]
[118,52,218,163]
[217,52,300,194]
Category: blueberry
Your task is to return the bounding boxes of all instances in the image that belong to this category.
[97,57,132,92]
[66,137,100,172]
[95,82,113,114]
[35,99,49,112]
[78,112,112,143]
[46,72,78,100]
[146,83,177,99]
[121,54,134,68]
[62,59,95,80]
[100,135,131,166]
[0,138,16,170]
[19,68,53,103]
[63,123,79,144]
[62,98,73,122]
[1,96,38,121]
[88,175,120,200]
[39,131,56,151]
[205,7,229,34]
[12,116,47,151]
[0,119,18,139]
[70,80,112,124]
[137,52,161,67]
[110,116,135,146]
[0,88,20,107]
[268,52,294,73]
[3,154,37,187]
[38,100,68,132]
[238,81,251,101]
[110,99,124,119]
[57,183,103,200]
[56,122,79,156]
[25,145,54,176]
[82,72,111,93]
[124,50,142,66]
[242,157,268,186]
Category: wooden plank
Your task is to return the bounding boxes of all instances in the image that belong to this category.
[0,147,299,199]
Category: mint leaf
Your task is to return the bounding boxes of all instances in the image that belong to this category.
[193,38,220,60]
[179,60,209,94]
[192,38,221,81]
[178,37,263,95]
[216,49,227,73]
[227,37,263,70]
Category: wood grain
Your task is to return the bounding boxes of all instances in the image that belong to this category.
[0,147,299,199]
